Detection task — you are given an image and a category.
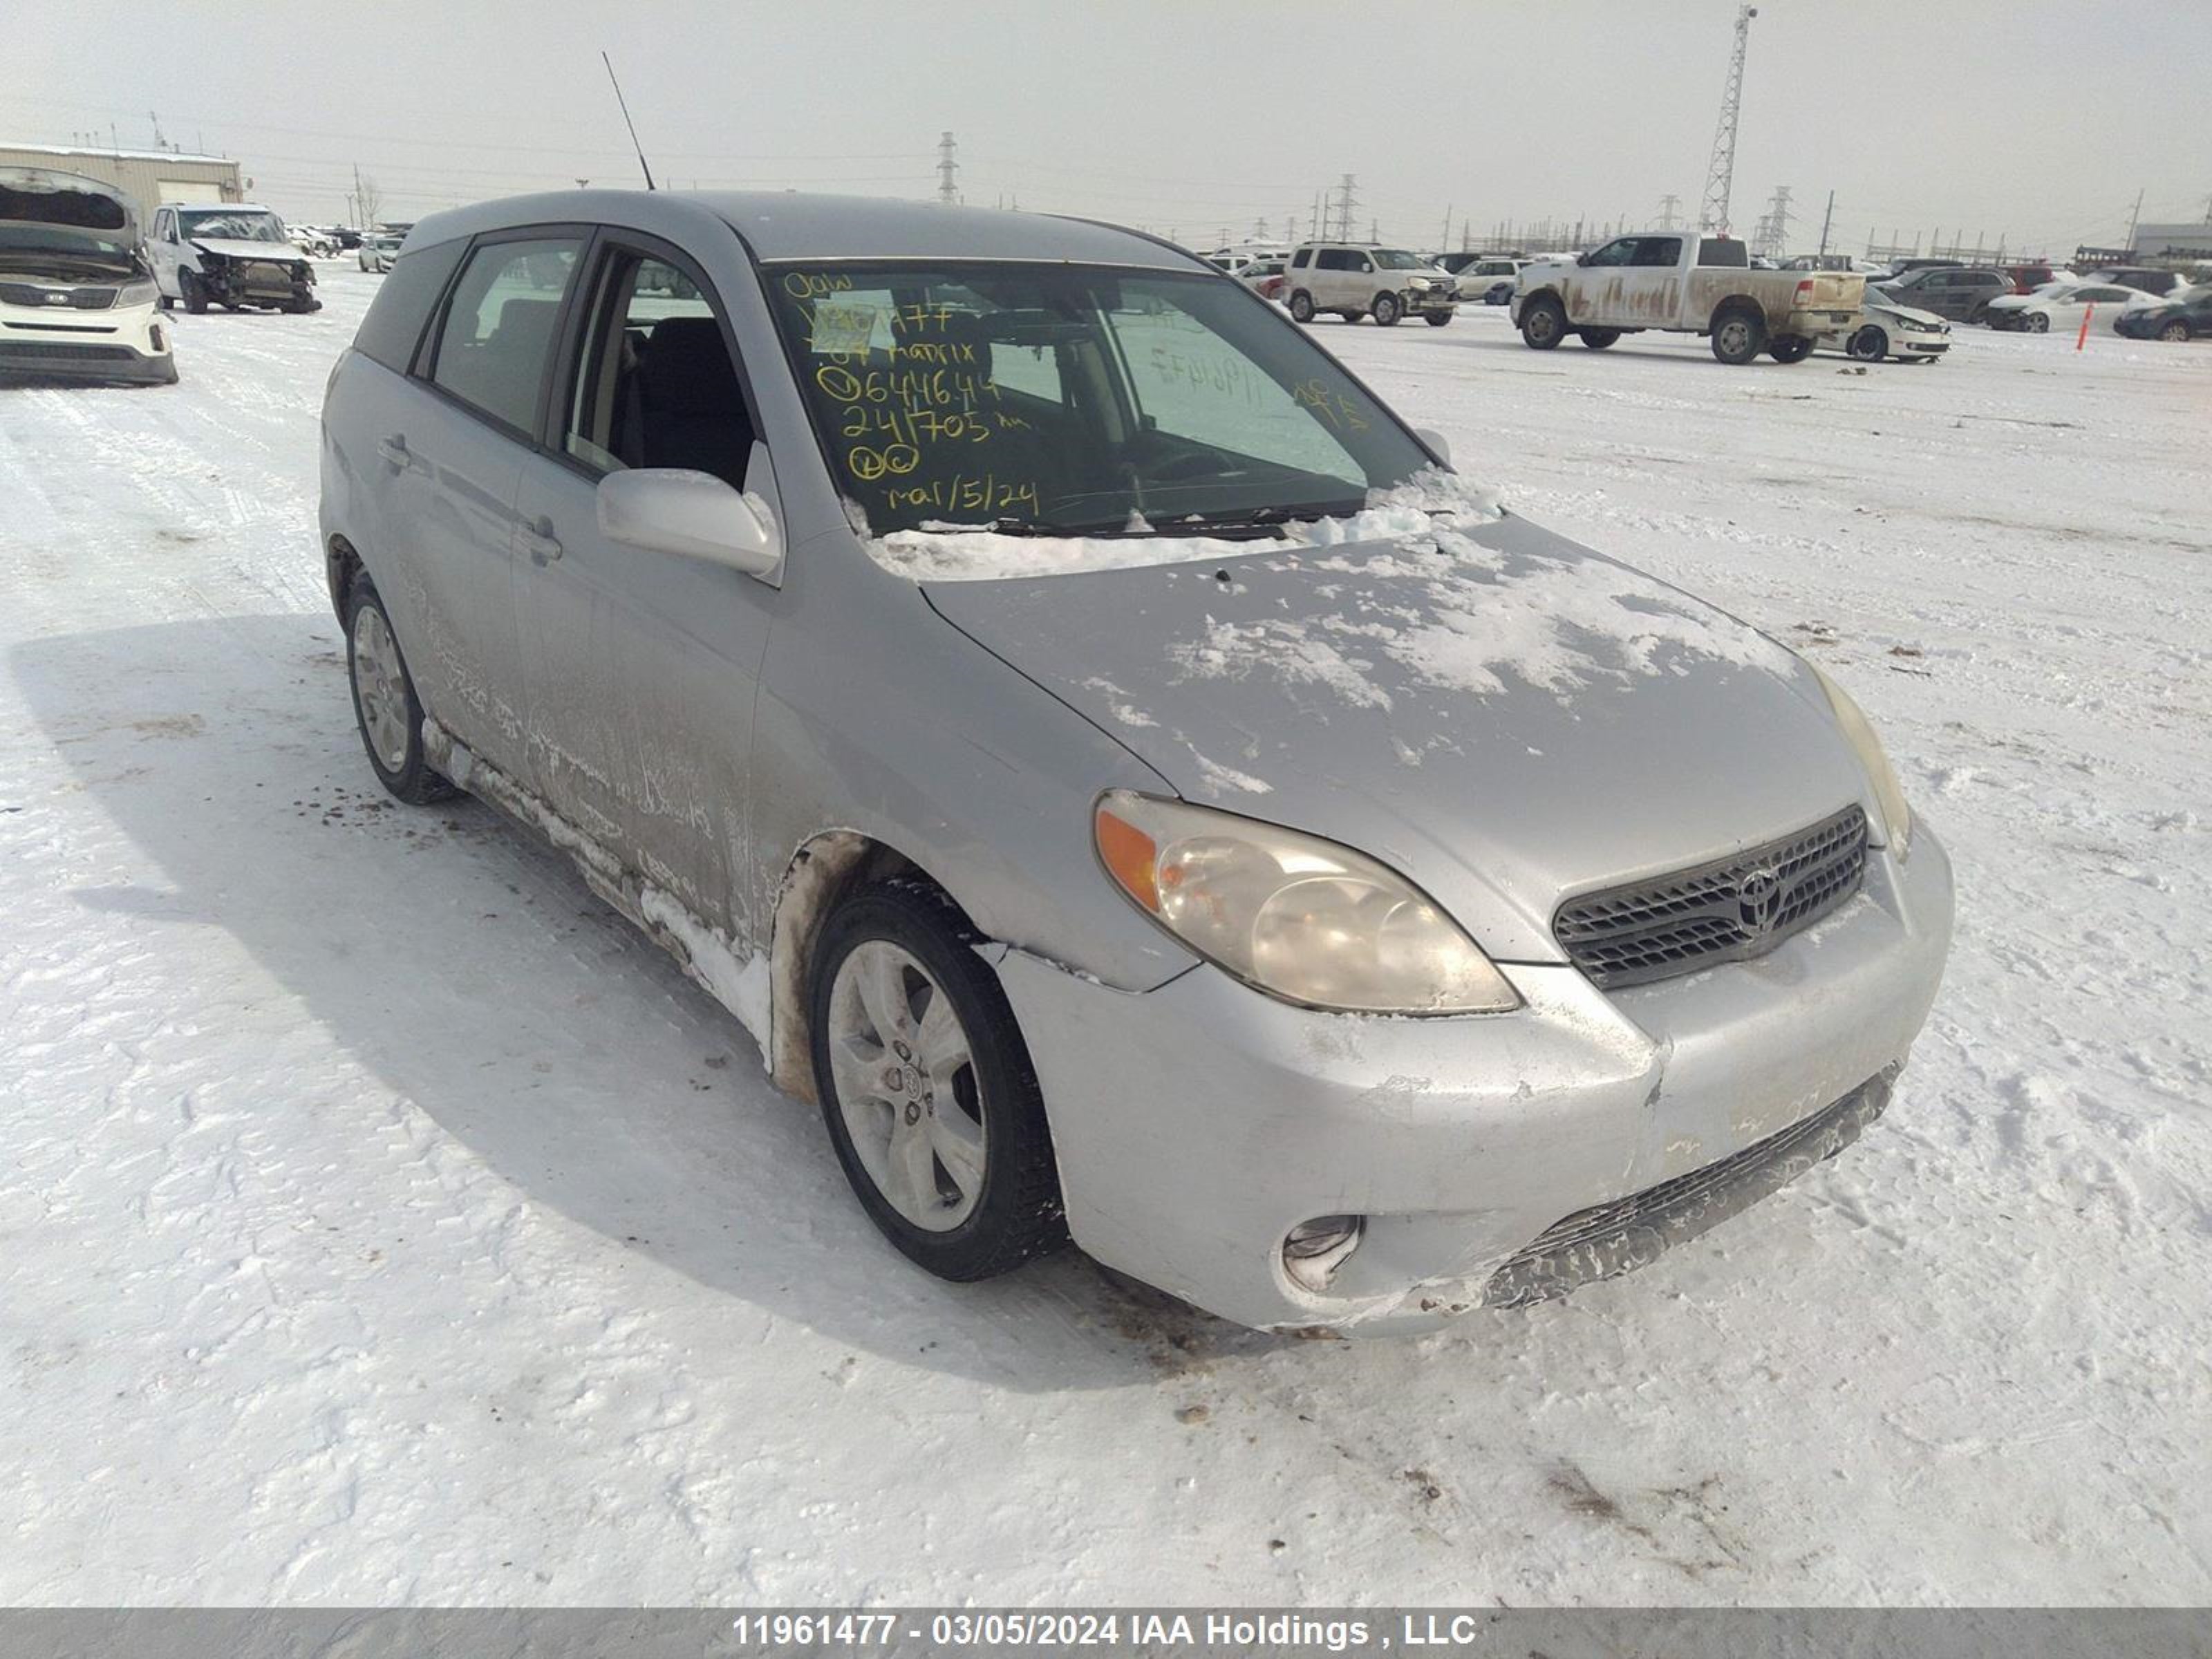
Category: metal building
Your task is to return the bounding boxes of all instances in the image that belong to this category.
[2133,223,2212,263]
[0,143,245,218]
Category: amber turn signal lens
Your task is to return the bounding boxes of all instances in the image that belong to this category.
[1094,803,1160,912]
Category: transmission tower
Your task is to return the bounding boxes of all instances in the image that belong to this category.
[936,131,959,205]
[1753,184,1792,257]
[1333,174,1359,242]
[1700,5,1757,233]
[1658,193,1682,230]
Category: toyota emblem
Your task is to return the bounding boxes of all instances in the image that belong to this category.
[1736,867,1782,935]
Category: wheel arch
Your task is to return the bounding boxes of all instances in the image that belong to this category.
[1707,294,1764,330]
[326,532,364,623]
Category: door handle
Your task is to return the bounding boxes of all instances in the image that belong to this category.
[375,435,410,469]
[521,519,563,565]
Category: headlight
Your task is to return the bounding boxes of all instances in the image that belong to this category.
[117,277,158,307]
[1094,791,1520,1014]
[1806,663,1912,854]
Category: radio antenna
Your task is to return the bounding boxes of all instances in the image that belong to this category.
[601,52,656,190]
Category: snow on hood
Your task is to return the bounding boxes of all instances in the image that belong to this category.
[189,236,305,263]
[923,494,1866,964]
[870,468,1503,583]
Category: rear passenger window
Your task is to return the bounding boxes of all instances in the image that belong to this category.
[353,237,467,373]
[427,236,583,435]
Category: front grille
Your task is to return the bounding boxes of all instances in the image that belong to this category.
[0,340,135,362]
[0,280,116,310]
[1483,1066,1895,1309]
[1555,805,1868,990]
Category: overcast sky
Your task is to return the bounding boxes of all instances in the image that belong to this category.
[8,1,2206,255]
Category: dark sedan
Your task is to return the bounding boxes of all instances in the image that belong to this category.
[2113,288,2211,341]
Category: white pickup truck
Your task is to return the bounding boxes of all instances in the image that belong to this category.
[1512,232,1864,364]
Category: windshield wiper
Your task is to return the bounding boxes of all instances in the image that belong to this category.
[1178,500,1367,531]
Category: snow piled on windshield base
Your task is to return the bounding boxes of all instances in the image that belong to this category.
[868,467,1504,583]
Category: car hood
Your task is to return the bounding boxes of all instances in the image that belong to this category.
[0,166,138,242]
[190,236,301,261]
[1987,294,2038,310]
[1866,298,1945,328]
[921,508,1875,964]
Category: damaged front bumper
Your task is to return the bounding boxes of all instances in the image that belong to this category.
[199,257,319,310]
[996,828,1952,1333]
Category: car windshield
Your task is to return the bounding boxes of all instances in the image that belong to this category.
[768,262,1434,538]
[180,209,286,243]
[1371,249,1425,270]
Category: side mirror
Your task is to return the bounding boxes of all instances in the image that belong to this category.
[597,467,782,578]
[1575,252,1592,267]
[1412,428,1452,468]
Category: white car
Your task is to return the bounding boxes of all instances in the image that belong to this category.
[1440,254,1527,303]
[148,203,320,313]
[0,165,176,386]
[357,233,403,273]
[1983,279,2153,333]
[1283,243,1459,326]
[1821,293,1949,363]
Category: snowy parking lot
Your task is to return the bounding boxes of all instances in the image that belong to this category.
[3,267,2208,1604]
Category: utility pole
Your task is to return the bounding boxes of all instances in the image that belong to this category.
[936,132,959,205]
[2126,185,2144,252]
[1700,5,1757,233]
[1817,189,1836,256]
[1658,193,1682,230]
[1333,174,1359,242]
[1441,204,1452,251]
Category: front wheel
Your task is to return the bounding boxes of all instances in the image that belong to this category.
[1579,328,1621,349]
[344,574,456,805]
[1768,335,1815,364]
[1848,325,1889,362]
[810,879,1067,1281]
[1371,292,1401,326]
[1288,290,1315,324]
[1519,294,1567,350]
[2159,319,2192,342]
[2026,312,2050,333]
[179,271,208,315]
[1710,308,1766,364]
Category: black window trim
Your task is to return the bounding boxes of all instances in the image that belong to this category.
[538,225,772,489]
[409,221,596,453]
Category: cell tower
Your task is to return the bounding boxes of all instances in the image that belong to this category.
[1700,5,1757,233]
[936,131,958,205]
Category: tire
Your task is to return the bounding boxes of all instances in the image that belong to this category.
[1848,326,1888,362]
[1288,290,1315,324]
[1339,311,1362,323]
[2026,312,2050,333]
[1519,294,1567,350]
[809,879,1067,1282]
[1579,328,1621,349]
[1710,306,1766,364]
[1967,303,1991,325]
[1372,292,1401,327]
[2159,319,2192,343]
[1425,310,1452,327]
[344,573,456,805]
[157,292,174,312]
[180,270,208,315]
[1768,335,1815,364]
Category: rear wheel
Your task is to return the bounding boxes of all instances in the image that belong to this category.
[1519,294,1566,350]
[1288,290,1315,324]
[1848,325,1889,362]
[1372,292,1401,326]
[1425,310,1452,326]
[1768,335,1815,364]
[344,574,456,805]
[809,879,1067,1281]
[1578,328,1621,349]
[1710,306,1766,364]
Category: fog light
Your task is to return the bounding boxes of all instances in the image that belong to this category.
[1282,1215,1364,1293]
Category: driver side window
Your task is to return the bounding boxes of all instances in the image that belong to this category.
[1586,238,1637,267]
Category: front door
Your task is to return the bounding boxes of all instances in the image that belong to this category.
[510,237,779,944]
[375,229,584,780]
[148,209,180,298]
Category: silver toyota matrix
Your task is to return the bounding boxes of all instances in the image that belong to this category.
[319,191,1953,1332]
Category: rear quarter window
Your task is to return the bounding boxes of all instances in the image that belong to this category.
[352,238,467,373]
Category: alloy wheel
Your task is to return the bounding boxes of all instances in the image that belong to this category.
[350,603,412,772]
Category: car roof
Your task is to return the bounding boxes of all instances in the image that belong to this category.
[403,189,1210,272]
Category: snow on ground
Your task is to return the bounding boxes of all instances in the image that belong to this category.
[2,272,2207,1605]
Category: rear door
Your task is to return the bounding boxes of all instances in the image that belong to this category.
[509,233,780,940]
[375,228,585,779]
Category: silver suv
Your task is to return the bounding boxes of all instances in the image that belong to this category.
[319,191,1951,1332]
[1283,243,1459,326]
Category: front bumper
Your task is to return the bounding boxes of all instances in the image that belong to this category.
[1983,309,2043,331]
[200,259,319,310]
[1402,287,1456,315]
[1000,827,1953,1333]
[0,305,177,385]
